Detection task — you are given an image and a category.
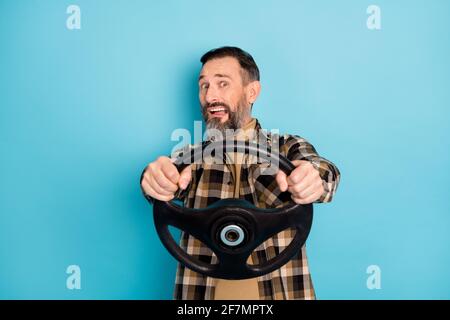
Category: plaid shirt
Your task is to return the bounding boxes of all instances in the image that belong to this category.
[142,119,340,300]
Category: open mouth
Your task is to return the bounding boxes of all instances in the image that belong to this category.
[208,106,228,117]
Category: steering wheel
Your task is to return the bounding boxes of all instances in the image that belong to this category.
[151,140,313,280]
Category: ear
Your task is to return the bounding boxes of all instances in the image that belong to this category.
[246,80,261,105]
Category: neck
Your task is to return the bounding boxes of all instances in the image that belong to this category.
[240,116,253,128]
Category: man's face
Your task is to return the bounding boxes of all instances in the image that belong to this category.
[198,57,252,132]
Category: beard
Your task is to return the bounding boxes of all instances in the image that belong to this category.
[201,96,250,140]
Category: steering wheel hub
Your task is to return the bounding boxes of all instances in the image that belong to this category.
[220,224,245,247]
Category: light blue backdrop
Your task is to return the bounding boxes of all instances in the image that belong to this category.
[1,0,449,299]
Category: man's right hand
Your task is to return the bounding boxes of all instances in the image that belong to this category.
[141,156,192,201]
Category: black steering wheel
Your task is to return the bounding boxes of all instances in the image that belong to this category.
[151,140,313,280]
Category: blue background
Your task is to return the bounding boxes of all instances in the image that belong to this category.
[1,0,449,299]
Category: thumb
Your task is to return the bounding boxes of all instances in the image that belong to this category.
[178,165,192,190]
[276,170,288,192]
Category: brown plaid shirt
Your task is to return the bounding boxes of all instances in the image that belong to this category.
[142,119,340,300]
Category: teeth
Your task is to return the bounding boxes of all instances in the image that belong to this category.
[209,107,225,112]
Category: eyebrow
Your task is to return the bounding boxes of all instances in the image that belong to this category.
[198,73,232,82]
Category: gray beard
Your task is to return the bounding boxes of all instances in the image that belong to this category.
[204,99,250,141]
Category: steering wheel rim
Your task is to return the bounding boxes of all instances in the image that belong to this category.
[152,140,313,280]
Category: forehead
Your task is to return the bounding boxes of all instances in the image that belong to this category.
[199,57,242,80]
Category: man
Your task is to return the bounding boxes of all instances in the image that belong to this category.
[140,47,340,300]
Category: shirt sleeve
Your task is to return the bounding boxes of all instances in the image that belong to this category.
[281,134,341,203]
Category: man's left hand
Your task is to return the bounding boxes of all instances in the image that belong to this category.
[276,160,325,204]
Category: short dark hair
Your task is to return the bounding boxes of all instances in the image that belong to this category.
[200,46,260,84]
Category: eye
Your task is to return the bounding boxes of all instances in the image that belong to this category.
[200,83,209,90]
[219,81,229,88]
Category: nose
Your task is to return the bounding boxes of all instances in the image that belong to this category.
[204,86,219,105]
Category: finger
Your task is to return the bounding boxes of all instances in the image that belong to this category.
[275,170,288,192]
[290,160,303,167]
[297,179,323,199]
[178,165,192,190]
[141,179,154,197]
[147,182,175,201]
[152,166,179,193]
[142,166,153,185]
[288,172,316,195]
[148,174,175,196]
[141,169,152,187]
[287,163,309,185]
[292,188,323,204]
[296,189,322,204]
[161,160,180,185]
